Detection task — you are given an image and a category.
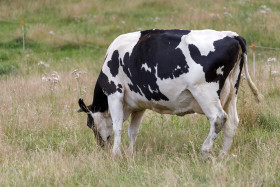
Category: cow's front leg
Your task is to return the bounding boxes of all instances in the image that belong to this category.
[108,93,124,157]
[128,110,145,155]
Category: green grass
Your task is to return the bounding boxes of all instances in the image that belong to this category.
[1,0,280,186]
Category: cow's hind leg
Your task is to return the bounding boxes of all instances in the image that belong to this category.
[219,96,239,157]
[128,110,145,155]
[201,111,228,158]
[190,86,228,158]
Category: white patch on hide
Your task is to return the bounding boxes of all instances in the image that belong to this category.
[141,63,152,72]
[216,66,224,75]
[127,68,132,77]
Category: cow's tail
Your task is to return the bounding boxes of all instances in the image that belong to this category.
[235,36,263,103]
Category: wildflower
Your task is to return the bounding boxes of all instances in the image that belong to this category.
[38,61,50,68]
[260,5,271,14]
[42,76,49,82]
[267,57,277,63]
[271,71,279,77]
[41,71,60,83]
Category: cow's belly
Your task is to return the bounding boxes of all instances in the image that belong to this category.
[123,87,203,115]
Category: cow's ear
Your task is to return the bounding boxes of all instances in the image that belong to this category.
[78,98,90,113]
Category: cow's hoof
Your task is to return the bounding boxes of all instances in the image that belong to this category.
[127,147,135,157]
[218,151,227,159]
[112,150,122,158]
[201,150,214,160]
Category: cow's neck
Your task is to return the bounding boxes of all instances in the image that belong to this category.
[92,80,108,113]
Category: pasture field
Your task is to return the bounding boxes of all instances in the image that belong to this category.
[0,0,280,186]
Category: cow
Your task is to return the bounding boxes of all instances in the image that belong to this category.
[78,29,262,158]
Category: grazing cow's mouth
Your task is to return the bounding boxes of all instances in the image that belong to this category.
[92,128,112,147]
[92,127,104,147]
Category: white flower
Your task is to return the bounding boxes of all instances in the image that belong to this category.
[42,71,60,83]
[260,5,271,14]
[209,13,220,19]
[38,61,50,68]
[42,76,48,82]
[267,57,277,63]
[71,69,78,74]
[51,71,60,82]
[271,71,279,76]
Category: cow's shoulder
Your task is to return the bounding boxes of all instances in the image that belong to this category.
[106,31,142,58]
[138,29,191,41]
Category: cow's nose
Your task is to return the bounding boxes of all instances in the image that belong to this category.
[107,136,111,141]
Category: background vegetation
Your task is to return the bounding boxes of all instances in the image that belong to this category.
[0,0,279,186]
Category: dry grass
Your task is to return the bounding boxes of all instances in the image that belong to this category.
[0,59,279,186]
[1,0,280,186]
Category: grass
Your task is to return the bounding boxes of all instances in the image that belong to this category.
[1,0,280,186]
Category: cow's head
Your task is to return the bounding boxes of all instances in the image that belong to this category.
[78,98,113,147]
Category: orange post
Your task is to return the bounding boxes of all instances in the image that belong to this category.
[251,44,255,76]
[250,43,255,53]
[21,20,25,50]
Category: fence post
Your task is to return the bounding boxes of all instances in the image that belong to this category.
[251,44,255,76]
[21,20,25,50]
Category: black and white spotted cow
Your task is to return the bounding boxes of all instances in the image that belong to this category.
[78,29,262,157]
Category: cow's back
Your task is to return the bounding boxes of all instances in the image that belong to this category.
[100,29,242,114]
